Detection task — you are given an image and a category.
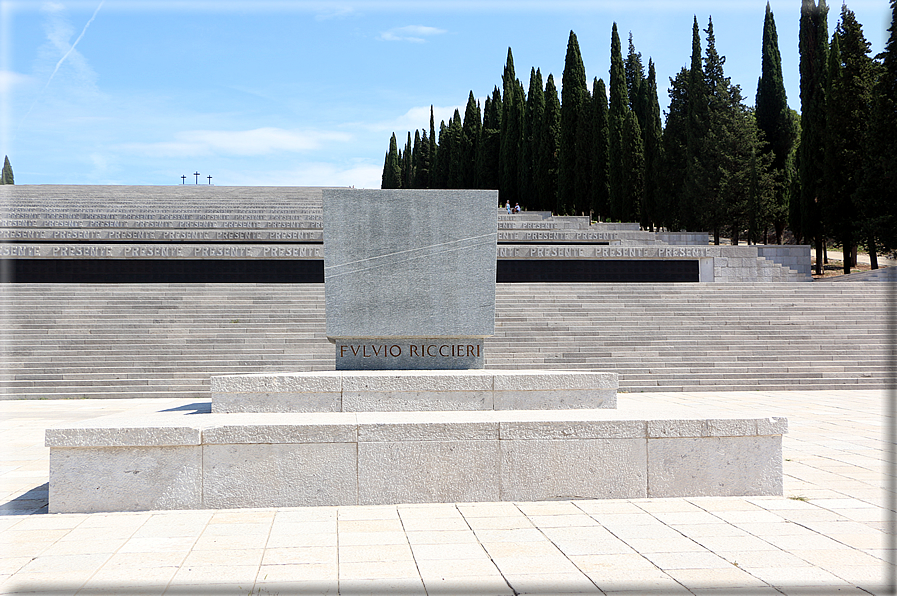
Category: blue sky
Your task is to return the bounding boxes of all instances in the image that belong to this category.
[0,0,891,188]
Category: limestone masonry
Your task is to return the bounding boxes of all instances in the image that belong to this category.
[44,188,787,513]
[1,185,812,282]
[323,189,497,369]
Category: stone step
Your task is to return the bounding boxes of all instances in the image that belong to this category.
[3,281,889,395]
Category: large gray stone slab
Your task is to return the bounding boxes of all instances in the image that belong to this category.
[203,442,357,508]
[647,435,783,497]
[500,438,647,501]
[357,440,500,505]
[48,445,202,513]
[323,189,497,350]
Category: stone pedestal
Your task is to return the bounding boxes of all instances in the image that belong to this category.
[210,370,618,413]
[46,389,786,513]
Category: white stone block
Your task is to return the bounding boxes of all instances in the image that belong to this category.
[358,440,499,504]
[342,370,494,392]
[357,411,498,442]
[492,371,615,391]
[343,389,493,411]
[757,417,788,435]
[49,445,202,513]
[202,416,356,444]
[211,372,343,393]
[647,435,783,497]
[647,418,772,438]
[500,418,644,440]
[46,425,200,448]
[493,389,615,409]
[203,442,357,508]
[212,391,342,413]
[211,370,618,413]
[500,439,647,501]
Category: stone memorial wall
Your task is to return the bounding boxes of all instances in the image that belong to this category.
[0,185,811,282]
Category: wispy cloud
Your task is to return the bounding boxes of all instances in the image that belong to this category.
[314,5,356,20]
[42,1,103,91]
[20,1,103,125]
[363,103,482,134]
[226,161,383,188]
[121,127,352,157]
[378,25,446,43]
[0,70,34,94]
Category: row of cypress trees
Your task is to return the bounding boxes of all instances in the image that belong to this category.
[381,26,661,226]
[383,3,895,254]
[797,0,896,273]
[382,16,782,239]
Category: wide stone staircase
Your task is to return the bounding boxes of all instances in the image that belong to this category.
[1,281,890,398]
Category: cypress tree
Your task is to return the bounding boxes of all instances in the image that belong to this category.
[381,133,402,189]
[475,96,490,189]
[500,49,524,203]
[621,110,644,224]
[411,130,422,189]
[434,121,449,188]
[787,112,804,242]
[642,61,663,231]
[477,87,502,193]
[574,86,593,216]
[461,91,481,188]
[684,16,708,233]
[825,6,879,273]
[660,68,690,232]
[559,31,587,215]
[824,33,847,266]
[799,0,829,274]
[702,17,730,243]
[591,78,610,221]
[448,110,464,189]
[429,106,437,188]
[417,129,431,189]
[625,33,646,129]
[403,132,413,190]
[521,68,544,209]
[859,0,897,256]
[608,23,629,221]
[537,74,561,212]
[1,156,13,185]
[755,2,796,244]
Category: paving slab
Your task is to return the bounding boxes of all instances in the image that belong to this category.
[0,389,892,595]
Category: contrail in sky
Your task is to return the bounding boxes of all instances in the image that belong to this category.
[19,1,105,126]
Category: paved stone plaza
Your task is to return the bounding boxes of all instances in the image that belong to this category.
[0,389,891,595]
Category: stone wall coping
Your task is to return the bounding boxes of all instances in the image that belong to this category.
[45,401,787,448]
[210,370,617,393]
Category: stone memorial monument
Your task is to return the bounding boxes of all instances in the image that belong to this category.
[44,189,786,513]
[323,189,496,370]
